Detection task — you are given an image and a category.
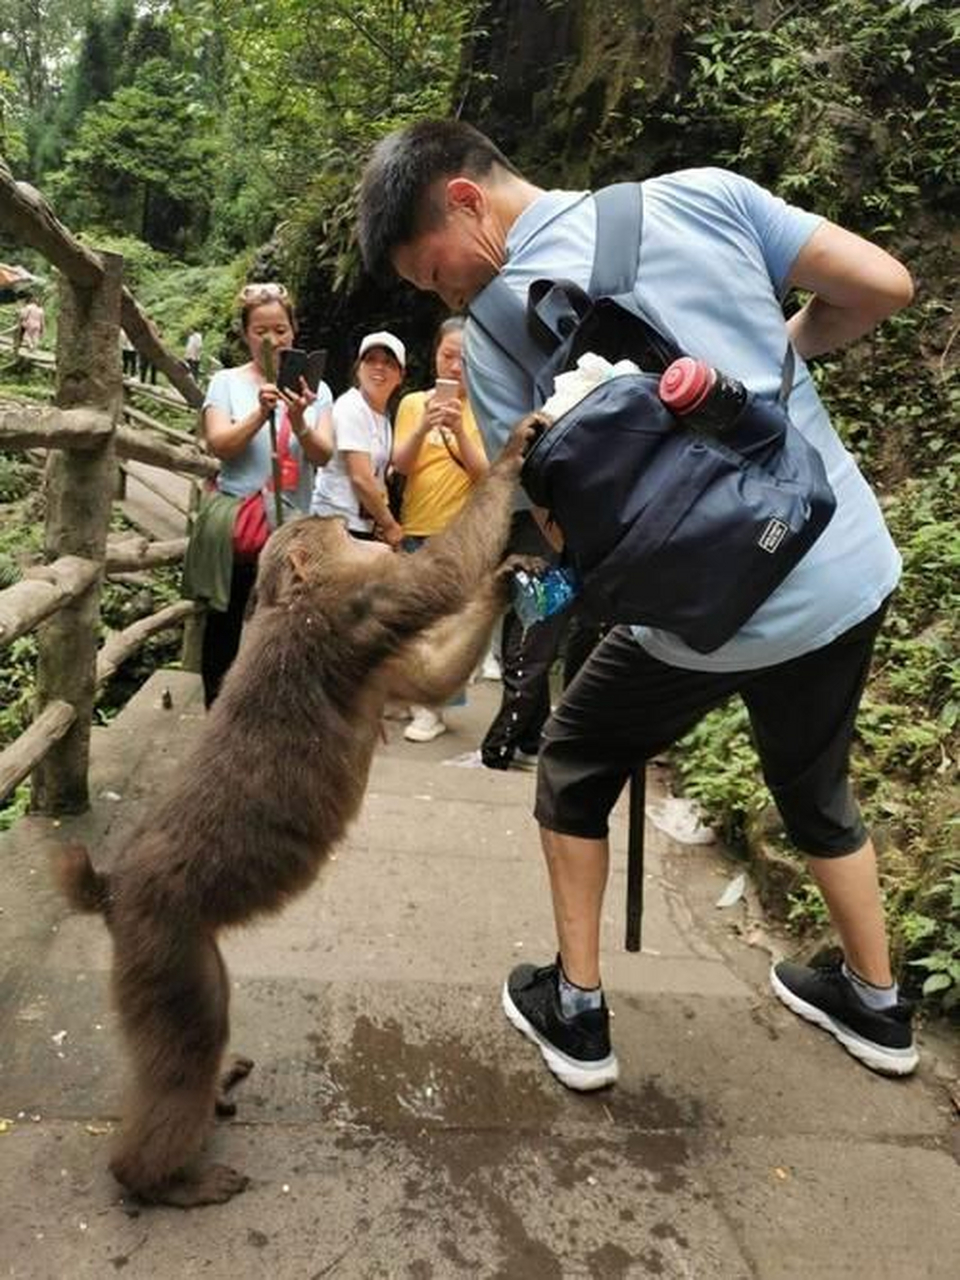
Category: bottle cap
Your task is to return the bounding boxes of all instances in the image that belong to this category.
[658,357,714,414]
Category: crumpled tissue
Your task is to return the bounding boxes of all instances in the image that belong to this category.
[540,352,641,422]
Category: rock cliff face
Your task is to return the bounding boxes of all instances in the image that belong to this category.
[460,0,691,183]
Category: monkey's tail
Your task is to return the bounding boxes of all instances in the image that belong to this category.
[54,843,111,916]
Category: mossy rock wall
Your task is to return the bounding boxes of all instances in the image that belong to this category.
[463,0,693,185]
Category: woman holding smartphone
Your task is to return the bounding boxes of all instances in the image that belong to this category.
[391,316,489,742]
[196,282,334,705]
[311,330,406,545]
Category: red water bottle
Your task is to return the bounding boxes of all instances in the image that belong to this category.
[658,356,748,435]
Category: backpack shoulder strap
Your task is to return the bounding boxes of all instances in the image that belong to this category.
[591,182,796,400]
[469,184,649,390]
[778,343,795,405]
[468,274,549,393]
[589,182,644,297]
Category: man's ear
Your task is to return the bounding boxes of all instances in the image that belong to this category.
[446,177,485,217]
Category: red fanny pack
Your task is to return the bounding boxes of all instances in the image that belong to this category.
[232,412,299,560]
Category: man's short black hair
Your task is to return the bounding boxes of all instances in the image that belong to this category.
[357,119,520,282]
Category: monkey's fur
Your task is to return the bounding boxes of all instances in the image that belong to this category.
[55,420,536,1208]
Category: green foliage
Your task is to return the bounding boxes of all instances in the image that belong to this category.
[786,882,830,932]
[168,0,477,276]
[0,633,38,754]
[673,703,765,849]
[0,452,35,503]
[0,782,29,833]
[646,0,958,231]
[50,56,216,251]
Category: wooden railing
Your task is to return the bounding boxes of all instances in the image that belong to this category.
[0,159,218,815]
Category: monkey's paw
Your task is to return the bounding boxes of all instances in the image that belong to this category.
[501,412,550,464]
[495,553,547,584]
[156,1164,250,1209]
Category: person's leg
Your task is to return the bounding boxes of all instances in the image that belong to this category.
[541,828,609,989]
[806,837,891,985]
[744,601,916,1073]
[503,628,741,1088]
[200,560,257,707]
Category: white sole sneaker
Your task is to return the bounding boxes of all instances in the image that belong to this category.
[770,965,919,1076]
[501,982,619,1091]
[404,719,447,743]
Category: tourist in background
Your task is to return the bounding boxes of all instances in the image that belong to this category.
[18,296,44,350]
[392,316,488,741]
[311,331,405,545]
[192,282,333,705]
[185,329,203,380]
[120,329,137,378]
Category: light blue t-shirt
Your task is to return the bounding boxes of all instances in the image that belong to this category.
[203,365,333,514]
[464,168,901,671]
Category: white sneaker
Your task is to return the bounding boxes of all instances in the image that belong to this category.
[404,708,448,743]
[479,654,502,681]
[512,749,539,771]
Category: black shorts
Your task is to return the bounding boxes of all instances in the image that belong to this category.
[535,603,889,857]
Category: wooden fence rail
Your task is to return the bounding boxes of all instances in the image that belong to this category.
[0,163,214,814]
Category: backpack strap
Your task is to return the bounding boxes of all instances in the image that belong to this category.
[593,181,797,401]
[589,183,681,363]
[467,274,551,399]
[778,343,795,405]
[471,182,796,402]
[589,182,644,297]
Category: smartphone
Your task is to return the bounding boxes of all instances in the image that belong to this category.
[278,348,327,394]
[278,347,307,393]
[432,378,460,403]
[304,348,327,391]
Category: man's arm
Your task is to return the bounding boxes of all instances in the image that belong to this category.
[785,221,914,360]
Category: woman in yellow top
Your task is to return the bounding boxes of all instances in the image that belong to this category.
[392,316,489,741]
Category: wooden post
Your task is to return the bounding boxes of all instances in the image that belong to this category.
[180,406,207,675]
[32,253,123,814]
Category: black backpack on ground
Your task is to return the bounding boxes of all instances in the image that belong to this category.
[468,183,836,654]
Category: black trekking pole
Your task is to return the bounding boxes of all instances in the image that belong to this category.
[625,766,646,951]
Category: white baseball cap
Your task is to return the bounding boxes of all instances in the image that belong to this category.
[358,330,405,368]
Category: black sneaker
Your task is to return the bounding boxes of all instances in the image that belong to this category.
[502,960,619,1091]
[771,957,918,1076]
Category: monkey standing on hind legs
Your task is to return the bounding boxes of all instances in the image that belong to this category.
[55,414,542,1209]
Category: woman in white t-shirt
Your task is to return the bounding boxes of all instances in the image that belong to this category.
[311,330,405,545]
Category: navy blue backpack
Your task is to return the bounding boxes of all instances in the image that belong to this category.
[468,183,836,654]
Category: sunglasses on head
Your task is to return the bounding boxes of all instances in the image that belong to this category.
[239,282,290,304]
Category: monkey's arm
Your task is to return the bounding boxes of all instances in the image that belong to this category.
[365,416,539,642]
[382,576,506,704]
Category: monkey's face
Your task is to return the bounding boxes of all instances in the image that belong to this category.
[255,517,392,610]
[255,516,342,607]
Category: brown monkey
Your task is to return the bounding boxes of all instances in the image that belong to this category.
[55,417,537,1208]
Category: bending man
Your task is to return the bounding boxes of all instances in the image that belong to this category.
[356,119,917,1087]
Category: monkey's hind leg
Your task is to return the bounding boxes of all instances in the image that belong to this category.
[110,937,248,1208]
[212,942,254,1117]
[215,1055,255,1117]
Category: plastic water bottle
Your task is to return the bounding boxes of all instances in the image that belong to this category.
[658,356,748,435]
[512,565,580,631]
